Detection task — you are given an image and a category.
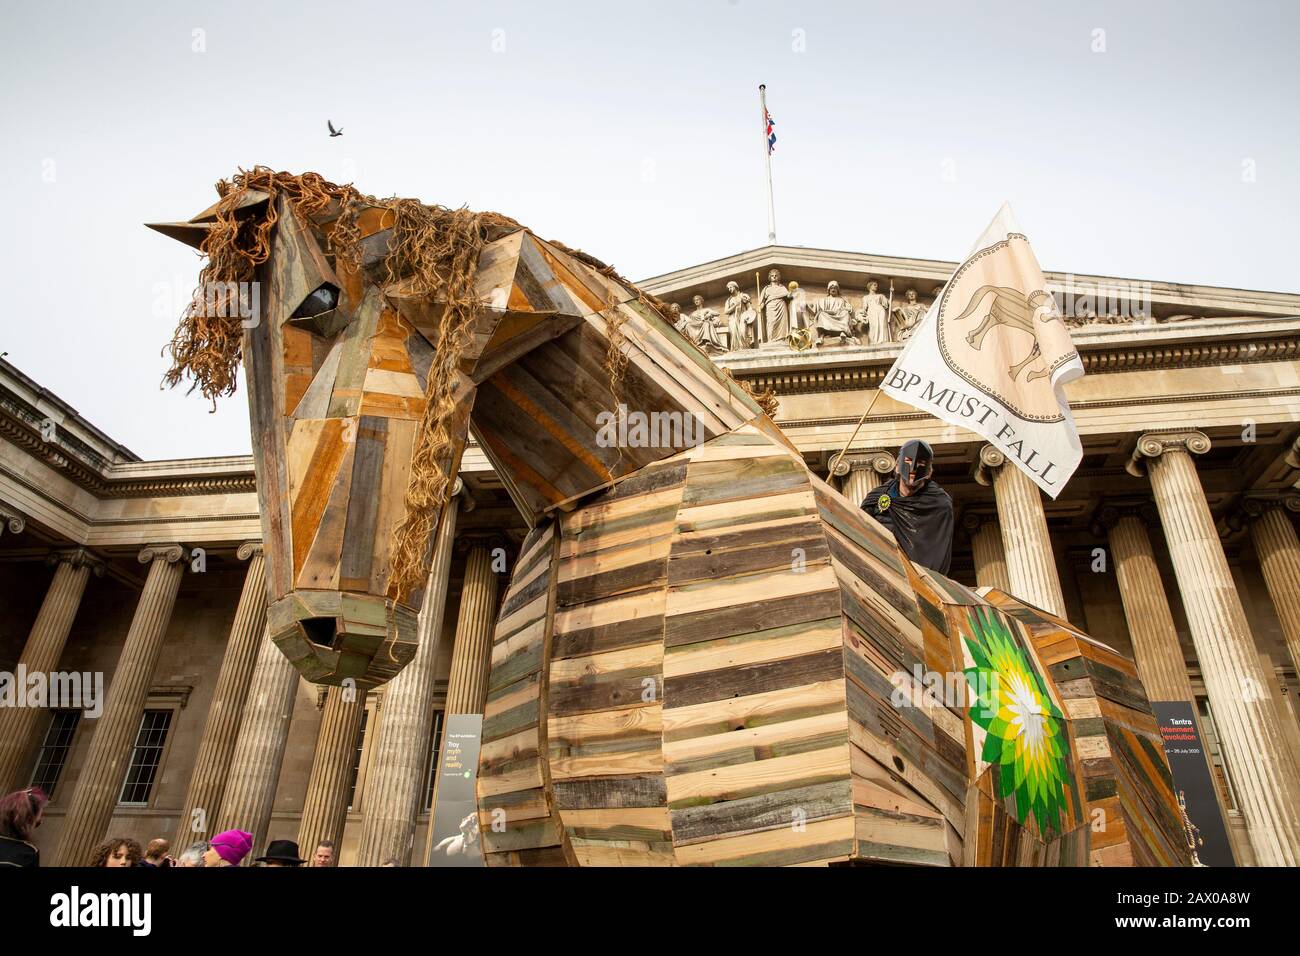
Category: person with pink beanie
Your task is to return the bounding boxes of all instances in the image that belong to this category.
[201,830,253,867]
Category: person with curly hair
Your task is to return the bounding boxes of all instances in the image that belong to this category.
[0,787,49,867]
[91,837,142,867]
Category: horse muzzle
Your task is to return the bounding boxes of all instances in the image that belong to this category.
[267,590,419,688]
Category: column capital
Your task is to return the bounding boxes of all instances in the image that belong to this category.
[831,449,895,478]
[960,510,998,535]
[137,543,187,565]
[0,505,25,536]
[1227,492,1300,532]
[1126,430,1211,477]
[451,476,472,512]
[1091,501,1160,536]
[973,444,1006,487]
[456,531,511,556]
[46,547,108,577]
[237,541,264,561]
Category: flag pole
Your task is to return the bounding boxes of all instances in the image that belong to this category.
[759,84,776,244]
[829,388,884,478]
[831,276,897,475]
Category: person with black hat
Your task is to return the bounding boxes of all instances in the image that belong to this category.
[255,839,307,868]
[860,439,954,574]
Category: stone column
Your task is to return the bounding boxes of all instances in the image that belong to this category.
[0,548,104,792]
[53,543,186,867]
[1097,506,1195,701]
[355,497,460,866]
[174,543,269,847]
[296,685,366,864]
[422,532,505,865]
[832,450,895,509]
[1130,430,1300,866]
[961,512,1010,593]
[1099,502,1237,863]
[212,621,301,853]
[975,445,1066,617]
[444,538,505,716]
[1240,495,1300,678]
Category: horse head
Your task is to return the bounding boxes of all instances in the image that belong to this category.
[151,168,769,688]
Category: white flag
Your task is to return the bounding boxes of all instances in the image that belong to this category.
[880,204,1084,497]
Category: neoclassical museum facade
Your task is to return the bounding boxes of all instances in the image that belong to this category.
[2,242,1298,866]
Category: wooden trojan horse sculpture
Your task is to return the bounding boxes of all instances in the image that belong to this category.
[152,171,1192,867]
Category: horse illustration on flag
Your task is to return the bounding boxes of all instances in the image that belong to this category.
[951,284,1063,382]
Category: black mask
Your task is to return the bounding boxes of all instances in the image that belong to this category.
[897,439,934,484]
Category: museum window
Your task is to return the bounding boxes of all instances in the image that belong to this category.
[424,709,446,811]
[347,709,370,811]
[28,709,81,799]
[118,709,173,806]
[1195,696,1240,813]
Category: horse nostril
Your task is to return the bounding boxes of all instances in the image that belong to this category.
[300,616,338,648]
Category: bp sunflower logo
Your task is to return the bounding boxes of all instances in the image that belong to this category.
[962,606,1071,834]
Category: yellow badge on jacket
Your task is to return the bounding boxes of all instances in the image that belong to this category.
[877,494,891,512]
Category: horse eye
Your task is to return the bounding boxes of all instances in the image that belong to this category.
[292,283,339,319]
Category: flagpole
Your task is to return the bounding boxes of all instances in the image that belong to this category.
[831,277,894,476]
[759,84,776,244]
[829,388,884,478]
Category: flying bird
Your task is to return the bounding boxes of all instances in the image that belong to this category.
[327,120,343,138]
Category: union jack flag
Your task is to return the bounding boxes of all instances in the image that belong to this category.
[765,107,777,153]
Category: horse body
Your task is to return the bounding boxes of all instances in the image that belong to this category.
[478,418,1191,867]
[154,176,1189,865]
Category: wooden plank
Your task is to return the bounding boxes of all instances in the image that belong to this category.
[664,587,842,650]
[663,710,849,776]
[662,678,846,744]
[338,416,386,589]
[663,618,842,680]
[552,775,667,809]
[667,745,850,808]
[671,780,851,846]
[673,816,854,866]
[550,642,664,683]
[473,312,586,384]
[665,648,844,710]
[287,418,349,583]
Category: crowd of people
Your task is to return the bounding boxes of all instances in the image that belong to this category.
[0,786,372,867]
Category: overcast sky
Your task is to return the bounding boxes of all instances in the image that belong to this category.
[1,0,1296,460]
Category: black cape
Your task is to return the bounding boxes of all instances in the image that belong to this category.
[0,834,39,867]
[860,478,954,575]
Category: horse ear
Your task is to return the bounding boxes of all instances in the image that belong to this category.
[144,220,210,249]
[145,189,271,249]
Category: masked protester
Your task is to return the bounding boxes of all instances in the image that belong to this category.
[861,439,953,574]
